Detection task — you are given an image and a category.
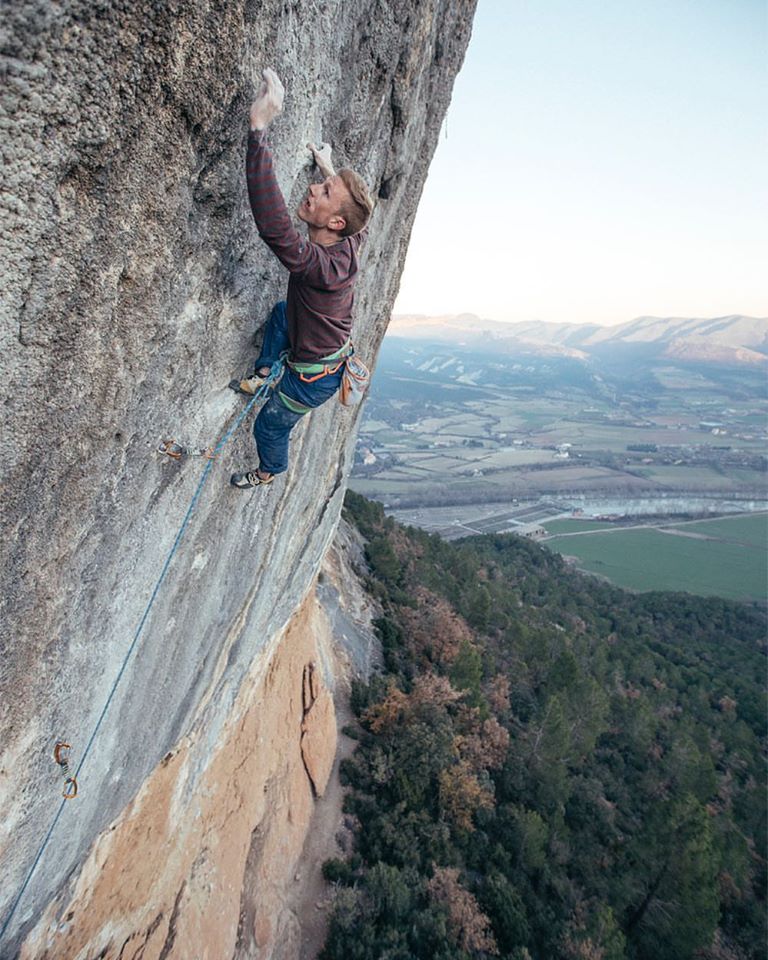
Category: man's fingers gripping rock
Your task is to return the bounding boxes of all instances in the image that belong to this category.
[262,68,285,111]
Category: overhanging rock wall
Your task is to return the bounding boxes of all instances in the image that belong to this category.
[0,0,476,953]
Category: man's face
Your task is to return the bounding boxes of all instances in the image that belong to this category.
[297,175,350,231]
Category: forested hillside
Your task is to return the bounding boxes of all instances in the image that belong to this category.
[321,493,766,960]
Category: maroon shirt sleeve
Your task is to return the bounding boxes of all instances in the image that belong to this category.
[246,130,320,277]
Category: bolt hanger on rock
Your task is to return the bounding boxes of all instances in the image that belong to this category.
[157,439,217,461]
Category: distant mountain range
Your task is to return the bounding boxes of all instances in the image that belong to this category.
[388,314,768,366]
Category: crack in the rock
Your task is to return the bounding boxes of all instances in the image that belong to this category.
[300,662,321,800]
[157,882,186,960]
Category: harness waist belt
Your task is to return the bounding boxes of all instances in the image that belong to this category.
[287,338,353,376]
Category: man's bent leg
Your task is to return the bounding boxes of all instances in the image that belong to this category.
[252,366,343,475]
[231,301,290,395]
[254,301,289,370]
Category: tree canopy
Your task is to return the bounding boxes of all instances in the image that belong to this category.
[320,493,766,960]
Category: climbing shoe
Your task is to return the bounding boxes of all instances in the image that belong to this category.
[228,373,267,396]
[230,470,274,489]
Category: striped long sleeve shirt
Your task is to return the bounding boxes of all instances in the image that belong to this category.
[246,130,367,362]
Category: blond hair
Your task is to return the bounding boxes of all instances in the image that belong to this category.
[337,168,374,237]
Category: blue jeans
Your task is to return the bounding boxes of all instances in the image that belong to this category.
[252,302,343,475]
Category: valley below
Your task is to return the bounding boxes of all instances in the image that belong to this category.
[350,321,768,600]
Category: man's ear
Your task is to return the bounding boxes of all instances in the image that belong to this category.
[328,214,347,233]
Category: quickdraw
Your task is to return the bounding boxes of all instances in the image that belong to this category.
[53,742,78,800]
[157,439,216,461]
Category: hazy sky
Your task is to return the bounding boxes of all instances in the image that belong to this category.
[393,0,767,327]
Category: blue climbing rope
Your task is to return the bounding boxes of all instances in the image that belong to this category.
[0,360,282,945]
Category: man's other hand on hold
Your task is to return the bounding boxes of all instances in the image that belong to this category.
[250,68,285,131]
[307,141,335,178]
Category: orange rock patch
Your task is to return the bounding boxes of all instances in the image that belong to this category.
[20,591,337,960]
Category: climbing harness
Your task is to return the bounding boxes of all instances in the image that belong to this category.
[53,742,78,799]
[0,357,283,946]
[286,337,353,383]
[283,339,369,404]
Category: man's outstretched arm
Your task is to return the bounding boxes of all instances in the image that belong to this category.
[246,69,316,275]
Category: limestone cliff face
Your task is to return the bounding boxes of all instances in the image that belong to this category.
[0,0,476,954]
[17,583,354,960]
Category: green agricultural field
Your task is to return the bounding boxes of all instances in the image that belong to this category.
[476,448,555,469]
[399,448,488,463]
[480,410,541,432]
[401,455,471,474]
[350,478,432,498]
[390,466,437,478]
[667,513,768,548]
[544,526,767,602]
[516,465,618,485]
[728,467,768,485]
[433,420,489,438]
[362,419,391,432]
[741,412,768,427]
[367,428,421,447]
[640,465,751,490]
[542,519,620,534]
[532,423,708,450]
[653,367,721,390]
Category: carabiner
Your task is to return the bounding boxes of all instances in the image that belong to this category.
[157,439,184,460]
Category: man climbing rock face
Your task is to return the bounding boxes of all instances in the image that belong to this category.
[230,68,374,490]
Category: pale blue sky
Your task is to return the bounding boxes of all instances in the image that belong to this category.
[393,0,767,326]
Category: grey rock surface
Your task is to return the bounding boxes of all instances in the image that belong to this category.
[0,0,477,952]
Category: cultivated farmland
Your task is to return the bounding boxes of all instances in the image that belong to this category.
[541,513,768,601]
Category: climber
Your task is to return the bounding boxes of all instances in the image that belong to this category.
[230,68,374,490]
